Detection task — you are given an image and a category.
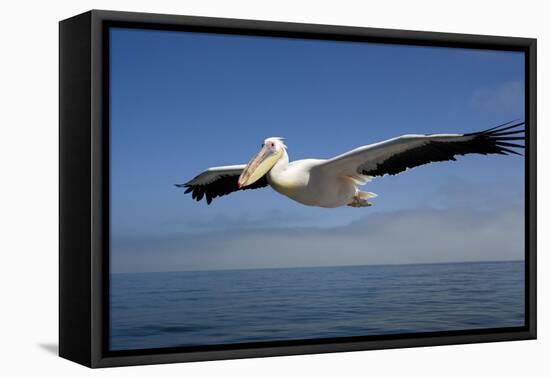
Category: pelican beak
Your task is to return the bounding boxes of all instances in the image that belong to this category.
[238,145,280,188]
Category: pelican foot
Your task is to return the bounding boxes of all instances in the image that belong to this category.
[347,197,373,208]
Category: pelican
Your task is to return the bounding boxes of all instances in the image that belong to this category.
[176,121,525,208]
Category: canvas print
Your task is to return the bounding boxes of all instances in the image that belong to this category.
[109,27,526,352]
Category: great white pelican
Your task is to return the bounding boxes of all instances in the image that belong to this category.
[176,121,525,208]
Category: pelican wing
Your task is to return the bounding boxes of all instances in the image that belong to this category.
[315,121,525,178]
[176,165,269,204]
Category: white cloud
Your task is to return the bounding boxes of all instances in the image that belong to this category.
[470,80,525,116]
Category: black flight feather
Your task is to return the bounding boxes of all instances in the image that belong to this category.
[175,174,269,205]
[362,121,525,177]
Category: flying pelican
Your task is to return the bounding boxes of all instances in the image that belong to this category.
[176,121,525,208]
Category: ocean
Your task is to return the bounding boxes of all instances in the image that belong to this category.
[110,261,524,351]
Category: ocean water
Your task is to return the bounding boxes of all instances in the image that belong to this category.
[110,261,524,351]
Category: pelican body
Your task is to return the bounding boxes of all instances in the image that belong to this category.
[177,121,524,208]
[264,152,364,208]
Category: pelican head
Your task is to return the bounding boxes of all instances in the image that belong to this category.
[238,137,286,188]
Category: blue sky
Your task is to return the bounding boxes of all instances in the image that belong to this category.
[110,27,525,272]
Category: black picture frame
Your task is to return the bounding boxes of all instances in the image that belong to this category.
[59,9,537,368]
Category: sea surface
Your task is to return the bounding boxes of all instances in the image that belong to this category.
[110,261,524,351]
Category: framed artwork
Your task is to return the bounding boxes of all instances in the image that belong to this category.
[59,10,536,368]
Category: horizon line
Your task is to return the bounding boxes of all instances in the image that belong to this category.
[111,258,524,275]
